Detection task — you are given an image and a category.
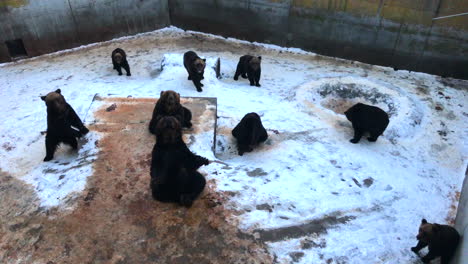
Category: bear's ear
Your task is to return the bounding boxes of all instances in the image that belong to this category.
[258,56,262,60]
[203,58,206,62]
[160,91,164,96]
[421,219,427,224]
[432,224,441,232]
[55,89,61,94]
[41,96,46,101]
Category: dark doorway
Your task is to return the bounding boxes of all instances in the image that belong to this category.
[5,39,28,59]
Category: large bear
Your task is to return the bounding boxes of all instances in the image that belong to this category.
[344,103,389,144]
[150,116,209,207]
[411,219,460,264]
[111,48,131,76]
[41,89,89,161]
[148,90,192,135]
[183,51,206,92]
[232,112,268,156]
[234,55,262,87]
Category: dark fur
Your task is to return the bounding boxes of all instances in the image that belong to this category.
[41,89,89,161]
[149,90,192,134]
[150,116,209,207]
[411,219,460,264]
[111,48,131,76]
[234,55,262,87]
[232,112,268,156]
[344,103,389,144]
[183,51,206,92]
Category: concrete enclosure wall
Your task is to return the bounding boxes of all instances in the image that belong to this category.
[1,0,467,78]
[0,0,170,62]
[169,0,468,79]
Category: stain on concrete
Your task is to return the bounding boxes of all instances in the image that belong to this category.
[0,0,28,8]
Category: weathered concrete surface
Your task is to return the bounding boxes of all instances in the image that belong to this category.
[0,0,169,62]
[453,167,468,264]
[169,0,468,79]
[0,97,272,264]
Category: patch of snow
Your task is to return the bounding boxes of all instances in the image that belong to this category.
[0,26,466,263]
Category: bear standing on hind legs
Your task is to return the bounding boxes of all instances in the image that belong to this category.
[148,90,192,135]
[41,89,89,161]
[232,112,268,156]
[111,48,131,76]
[150,116,209,207]
[183,51,206,92]
[344,103,389,144]
[411,219,460,264]
[234,55,262,87]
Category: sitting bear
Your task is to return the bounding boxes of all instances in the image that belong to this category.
[232,112,268,156]
[411,219,460,264]
[111,48,131,76]
[150,116,209,207]
[148,90,192,135]
[41,89,89,161]
[344,103,389,144]
[183,51,206,92]
[234,55,262,87]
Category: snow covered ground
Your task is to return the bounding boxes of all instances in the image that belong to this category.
[0,27,467,263]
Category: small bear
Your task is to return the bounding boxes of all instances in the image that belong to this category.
[232,112,268,156]
[41,89,89,161]
[150,116,209,207]
[183,51,206,92]
[111,48,131,76]
[411,219,460,264]
[148,90,192,135]
[344,103,389,144]
[234,55,262,87]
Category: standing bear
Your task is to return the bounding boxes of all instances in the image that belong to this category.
[234,55,262,87]
[344,103,389,144]
[111,48,131,76]
[183,51,206,92]
[41,89,89,161]
[411,219,460,264]
[148,90,192,135]
[150,116,209,207]
[232,112,268,156]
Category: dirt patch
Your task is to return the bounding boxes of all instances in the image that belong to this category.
[247,168,268,177]
[0,99,271,264]
[253,213,355,243]
[445,191,461,225]
[317,83,396,116]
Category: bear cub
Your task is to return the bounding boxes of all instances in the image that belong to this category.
[232,112,268,156]
[111,48,131,76]
[234,55,262,87]
[183,51,206,92]
[148,90,192,135]
[150,116,209,207]
[41,89,89,161]
[344,103,389,144]
[411,219,460,264]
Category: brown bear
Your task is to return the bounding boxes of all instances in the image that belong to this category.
[344,103,389,144]
[150,116,209,207]
[234,55,262,87]
[111,48,131,76]
[183,51,206,92]
[232,112,268,156]
[148,90,192,135]
[41,89,89,161]
[411,219,460,264]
